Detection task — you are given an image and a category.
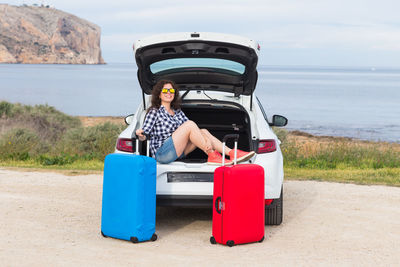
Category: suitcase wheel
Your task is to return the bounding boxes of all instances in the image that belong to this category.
[227,240,235,247]
[130,237,139,243]
[210,236,216,244]
[101,231,107,238]
[151,234,158,241]
[259,236,265,243]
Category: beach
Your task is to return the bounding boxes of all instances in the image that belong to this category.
[1,168,399,266]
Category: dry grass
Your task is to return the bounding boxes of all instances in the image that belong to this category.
[78,116,125,127]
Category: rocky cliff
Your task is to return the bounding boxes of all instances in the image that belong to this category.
[0,4,104,64]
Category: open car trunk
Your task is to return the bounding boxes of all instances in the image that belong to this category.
[178,101,252,163]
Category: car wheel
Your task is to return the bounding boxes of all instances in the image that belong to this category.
[265,186,283,225]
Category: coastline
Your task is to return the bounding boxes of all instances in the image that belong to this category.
[77,115,400,146]
[0,113,398,186]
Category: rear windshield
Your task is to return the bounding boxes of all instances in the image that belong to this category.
[150,58,245,74]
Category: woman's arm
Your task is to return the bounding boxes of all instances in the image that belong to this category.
[139,108,158,140]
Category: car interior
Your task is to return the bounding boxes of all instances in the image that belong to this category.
[135,101,253,163]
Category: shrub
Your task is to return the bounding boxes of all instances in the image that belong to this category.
[0,101,82,143]
[282,136,400,169]
[27,104,82,142]
[0,128,40,160]
[36,154,78,166]
[59,122,124,160]
[273,127,288,144]
[0,101,13,117]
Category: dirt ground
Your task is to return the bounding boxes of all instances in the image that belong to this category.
[0,169,399,266]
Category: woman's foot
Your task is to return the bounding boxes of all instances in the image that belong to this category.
[229,150,255,163]
[207,151,233,166]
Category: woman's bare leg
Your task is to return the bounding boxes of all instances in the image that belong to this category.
[172,120,212,156]
[182,140,197,156]
[200,129,232,155]
[180,129,230,157]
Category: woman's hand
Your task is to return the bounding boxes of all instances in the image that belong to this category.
[135,129,146,141]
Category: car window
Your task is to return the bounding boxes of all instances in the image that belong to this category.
[150,58,245,74]
[256,97,270,124]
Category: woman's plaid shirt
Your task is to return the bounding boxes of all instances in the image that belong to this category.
[142,105,188,156]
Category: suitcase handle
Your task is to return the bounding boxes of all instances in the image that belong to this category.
[134,134,151,156]
[222,134,239,143]
[215,197,222,214]
[222,134,239,165]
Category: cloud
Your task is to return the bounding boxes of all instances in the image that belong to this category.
[5,0,400,65]
[252,23,400,51]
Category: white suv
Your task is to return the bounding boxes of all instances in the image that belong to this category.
[116,32,287,225]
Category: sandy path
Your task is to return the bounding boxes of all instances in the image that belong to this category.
[0,169,399,266]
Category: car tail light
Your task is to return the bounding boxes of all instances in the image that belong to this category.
[257,139,276,154]
[116,138,134,153]
[265,199,273,206]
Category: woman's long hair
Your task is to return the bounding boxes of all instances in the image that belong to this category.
[148,79,182,111]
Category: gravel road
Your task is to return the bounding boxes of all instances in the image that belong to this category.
[0,169,399,266]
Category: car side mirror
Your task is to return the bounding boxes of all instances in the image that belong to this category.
[272,115,288,127]
[124,114,134,125]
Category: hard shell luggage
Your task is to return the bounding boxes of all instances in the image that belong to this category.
[210,134,265,247]
[101,138,157,243]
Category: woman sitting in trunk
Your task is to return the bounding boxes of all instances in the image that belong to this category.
[136,79,255,165]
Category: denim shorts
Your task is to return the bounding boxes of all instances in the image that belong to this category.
[155,136,185,164]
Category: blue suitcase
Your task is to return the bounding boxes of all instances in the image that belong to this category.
[101,138,157,243]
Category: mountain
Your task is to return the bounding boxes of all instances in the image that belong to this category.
[0,4,105,64]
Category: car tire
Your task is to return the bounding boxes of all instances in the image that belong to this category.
[265,186,283,225]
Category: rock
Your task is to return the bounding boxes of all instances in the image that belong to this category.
[0,4,105,64]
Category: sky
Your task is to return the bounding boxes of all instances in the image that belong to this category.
[4,0,400,67]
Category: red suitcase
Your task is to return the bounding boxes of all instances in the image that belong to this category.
[210,134,265,247]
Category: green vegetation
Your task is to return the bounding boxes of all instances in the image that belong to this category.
[284,168,400,186]
[1,101,399,186]
[274,128,400,186]
[0,101,124,167]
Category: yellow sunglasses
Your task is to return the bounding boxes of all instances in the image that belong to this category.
[162,88,175,94]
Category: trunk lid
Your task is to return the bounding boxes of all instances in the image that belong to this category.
[134,32,259,97]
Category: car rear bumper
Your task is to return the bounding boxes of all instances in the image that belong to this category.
[157,195,213,208]
[155,154,283,199]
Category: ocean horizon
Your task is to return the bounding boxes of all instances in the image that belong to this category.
[1,63,399,143]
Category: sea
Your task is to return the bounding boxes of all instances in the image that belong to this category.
[1,63,399,143]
